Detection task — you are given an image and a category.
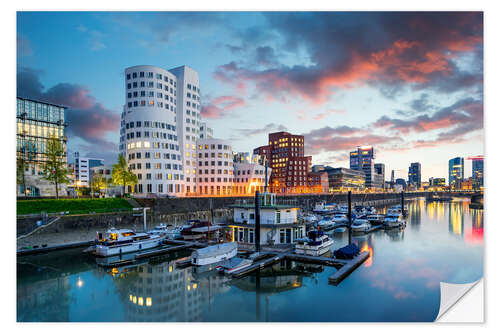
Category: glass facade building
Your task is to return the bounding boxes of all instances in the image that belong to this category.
[448,157,464,188]
[408,162,422,189]
[16,97,67,196]
[17,97,67,165]
[472,158,484,189]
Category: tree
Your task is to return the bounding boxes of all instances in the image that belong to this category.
[112,154,138,196]
[91,173,107,198]
[42,136,70,199]
[16,156,27,197]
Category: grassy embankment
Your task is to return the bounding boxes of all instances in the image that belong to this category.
[17,198,134,216]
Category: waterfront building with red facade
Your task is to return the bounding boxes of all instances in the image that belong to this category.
[253,131,325,194]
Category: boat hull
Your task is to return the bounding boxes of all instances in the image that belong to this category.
[95,236,164,257]
[295,239,333,256]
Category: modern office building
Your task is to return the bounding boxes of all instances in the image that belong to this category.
[253,131,312,193]
[374,163,385,189]
[233,152,264,165]
[471,156,484,189]
[199,122,213,139]
[16,97,68,197]
[195,138,234,196]
[395,178,407,190]
[408,162,422,189]
[322,167,366,192]
[448,157,464,189]
[120,65,202,196]
[350,146,383,189]
[429,177,446,187]
[74,152,104,187]
[306,171,329,193]
[233,162,271,195]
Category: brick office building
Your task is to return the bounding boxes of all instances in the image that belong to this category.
[253,131,324,194]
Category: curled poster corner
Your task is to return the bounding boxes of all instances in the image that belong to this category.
[435,279,483,322]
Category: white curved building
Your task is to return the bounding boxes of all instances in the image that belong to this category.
[196,138,234,196]
[119,65,201,196]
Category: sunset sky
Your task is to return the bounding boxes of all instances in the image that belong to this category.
[16,12,483,181]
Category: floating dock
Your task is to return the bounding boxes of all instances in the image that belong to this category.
[328,251,370,285]
[17,240,95,257]
[230,253,286,278]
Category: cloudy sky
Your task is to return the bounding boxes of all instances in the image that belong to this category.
[17,12,483,181]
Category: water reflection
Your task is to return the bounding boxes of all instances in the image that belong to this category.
[108,255,230,322]
[17,200,484,322]
[448,201,465,237]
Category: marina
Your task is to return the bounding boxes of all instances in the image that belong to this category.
[16,198,483,321]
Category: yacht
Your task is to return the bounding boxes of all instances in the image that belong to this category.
[95,228,165,257]
[303,214,319,224]
[216,257,253,275]
[191,242,238,266]
[318,217,335,230]
[384,212,405,228]
[366,214,385,225]
[149,224,184,240]
[336,205,349,214]
[353,205,366,216]
[351,217,371,233]
[364,206,377,215]
[332,213,349,226]
[295,230,334,256]
[181,220,223,240]
[313,201,336,214]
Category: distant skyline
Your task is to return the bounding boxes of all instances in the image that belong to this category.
[16,12,483,181]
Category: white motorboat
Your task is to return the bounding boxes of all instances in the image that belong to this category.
[351,218,371,233]
[353,205,367,216]
[295,230,334,256]
[332,213,349,226]
[313,201,336,214]
[303,214,319,223]
[367,214,385,225]
[95,228,165,257]
[181,220,223,240]
[364,206,377,215]
[336,205,349,214]
[191,242,238,266]
[318,217,335,230]
[149,224,184,239]
[384,213,405,228]
[216,257,253,275]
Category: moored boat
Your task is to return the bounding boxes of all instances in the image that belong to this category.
[295,230,334,256]
[313,201,336,214]
[384,212,405,228]
[366,214,385,225]
[318,217,335,230]
[95,228,165,257]
[216,257,253,275]
[332,213,349,227]
[351,217,371,233]
[191,242,238,266]
[181,220,223,240]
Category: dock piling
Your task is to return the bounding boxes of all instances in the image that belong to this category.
[255,191,261,253]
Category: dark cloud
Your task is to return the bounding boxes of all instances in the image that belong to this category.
[214,12,483,104]
[17,67,120,158]
[301,125,401,155]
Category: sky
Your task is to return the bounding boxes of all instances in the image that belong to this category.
[16,12,484,181]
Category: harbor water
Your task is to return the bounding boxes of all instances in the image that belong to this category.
[17,198,483,322]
